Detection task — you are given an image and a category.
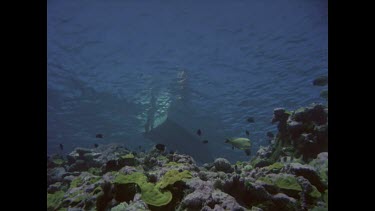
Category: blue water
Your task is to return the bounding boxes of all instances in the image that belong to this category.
[47,0,327,163]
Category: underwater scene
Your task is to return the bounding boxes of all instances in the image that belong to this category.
[47,0,328,210]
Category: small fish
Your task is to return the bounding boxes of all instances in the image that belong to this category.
[155,144,166,151]
[266,132,274,138]
[234,165,238,171]
[245,130,250,136]
[96,134,103,138]
[225,138,251,150]
[138,145,142,149]
[94,144,98,148]
[59,144,63,151]
[313,76,328,86]
[202,140,208,144]
[169,150,175,154]
[244,149,251,156]
[247,117,255,123]
[197,129,202,136]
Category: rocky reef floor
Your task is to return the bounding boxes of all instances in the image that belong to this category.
[47,104,328,211]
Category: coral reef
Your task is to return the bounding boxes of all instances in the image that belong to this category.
[47,104,328,211]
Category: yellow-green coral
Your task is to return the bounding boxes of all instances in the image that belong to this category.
[47,190,64,210]
[243,164,253,172]
[67,189,84,199]
[121,153,135,159]
[266,162,284,171]
[235,161,244,166]
[157,155,168,161]
[258,174,302,191]
[309,185,321,198]
[114,172,172,207]
[111,202,128,211]
[319,165,328,183]
[323,190,328,205]
[269,140,283,162]
[111,202,149,211]
[309,159,328,183]
[113,170,192,207]
[88,176,101,184]
[285,110,293,115]
[72,193,87,203]
[70,177,84,188]
[88,167,101,176]
[165,161,183,167]
[257,177,274,185]
[250,157,262,167]
[91,186,102,195]
[114,172,147,185]
[294,107,306,113]
[274,175,301,191]
[156,170,192,189]
[52,159,65,165]
[140,182,172,206]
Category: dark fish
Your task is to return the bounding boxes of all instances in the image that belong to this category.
[247,117,255,123]
[245,130,250,136]
[267,132,274,138]
[155,144,166,151]
[59,144,63,151]
[169,150,175,154]
[196,129,202,136]
[138,145,142,149]
[244,149,251,156]
[234,164,238,171]
[313,76,328,86]
[96,134,103,138]
[94,144,98,148]
[202,140,208,144]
